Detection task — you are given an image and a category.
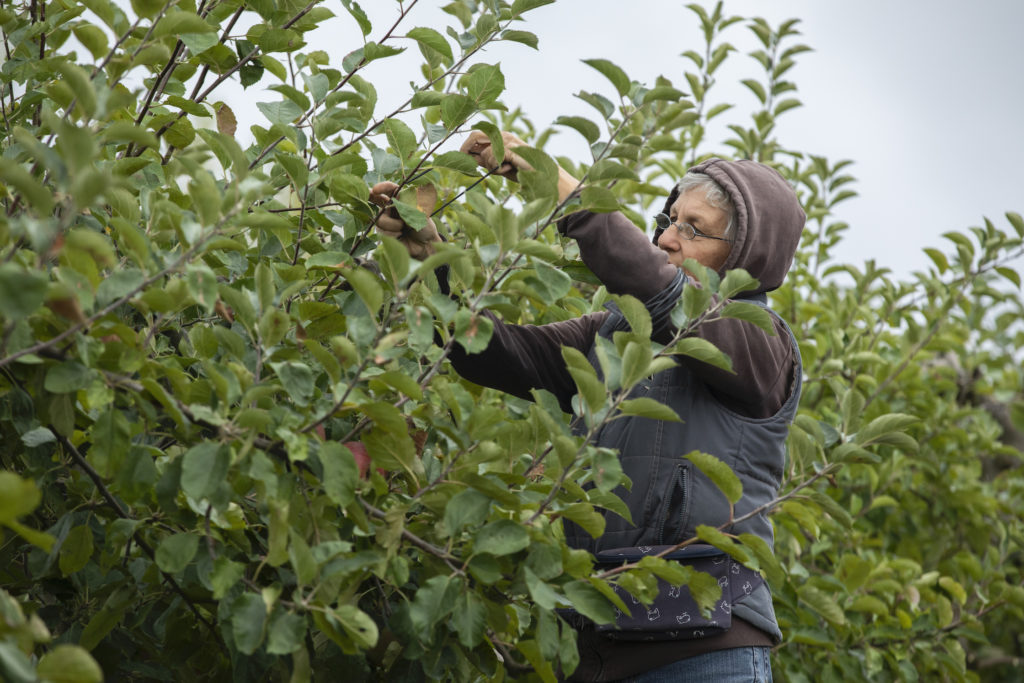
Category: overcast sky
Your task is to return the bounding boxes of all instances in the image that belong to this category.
[238,1,1024,280]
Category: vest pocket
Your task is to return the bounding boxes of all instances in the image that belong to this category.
[658,462,691,545]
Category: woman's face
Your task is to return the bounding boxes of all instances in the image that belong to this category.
[656,190,733,274]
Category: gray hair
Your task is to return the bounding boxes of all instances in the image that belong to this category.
[675,173,736,240]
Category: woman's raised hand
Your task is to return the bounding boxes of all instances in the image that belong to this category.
[368,181,441,260]
[459,130,530,181]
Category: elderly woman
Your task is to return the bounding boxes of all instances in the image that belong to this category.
[371,132,805,682]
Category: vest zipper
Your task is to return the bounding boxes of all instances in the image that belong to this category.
[659,463,688,544]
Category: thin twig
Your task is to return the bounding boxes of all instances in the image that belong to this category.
[360,499,464,575]
[56,433,223,640]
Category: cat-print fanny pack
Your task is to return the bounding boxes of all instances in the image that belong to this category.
[568,544,764,642]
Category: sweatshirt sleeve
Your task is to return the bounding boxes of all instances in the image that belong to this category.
[447,311,607,413]
[558,210,794,418]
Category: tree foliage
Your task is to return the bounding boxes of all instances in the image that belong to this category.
[1,0,1023,681]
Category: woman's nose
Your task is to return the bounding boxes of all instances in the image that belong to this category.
[657,229,678,251]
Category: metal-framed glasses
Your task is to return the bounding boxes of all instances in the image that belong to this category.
[654,213,733,243]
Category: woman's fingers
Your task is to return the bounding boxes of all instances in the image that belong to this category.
[369,181,399,207]
[374,211,406,237]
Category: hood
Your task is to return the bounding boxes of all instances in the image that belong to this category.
[658,158,805,294]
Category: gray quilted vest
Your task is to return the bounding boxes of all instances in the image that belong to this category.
[565,273,803,642]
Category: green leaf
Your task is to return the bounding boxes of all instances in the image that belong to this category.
[384,118,418,161]
[718,301,775,334]
[561,502,605,538]
[797,584,846,626]
[695,525,750,564]
[431,151,480,175]
[580,186,619,213]
[389,198,427,230]
[340,266,383,316]
[474,519,530,556]
[562,346,606,415]
[288,530,317,585]
[582,58,631,97]
[642,85,686,104]
[454,309,494,354]
[410,90,445,108]
[554,115,600,144]
[257,99,304,126]
[501,29,539,49]
[443,488,491,535]
[333,604,379,649]
[44,361,93,393]
[0,472,41,523]
[806,489,853,529]
[95,268,144,307]
[718,269,760,299]
[524,261,571,304]
[0,264,48,320]
[36,645,103,683]
[275,152,309,191]
[341,0,371,35]
[153,10,214,38]
[266,610,307,655]
[232,593,267,655]
[80,585,134,651]
[923,247,949,273]
[89,409,130,478]
[155,532,199,574]
[440,94,476,129]
[518,639,558,683]
[319,442,359,507]
[72,24,109,60]
[563,580,616,624]
[848,595,888,616]
[611,295,652,338]
[671,337,733,372]
[59,525,94,576]
[211,557,245,599]
[939,576,967,605]
[684,451,742,504]
[620,339,652,388]
[510,0,556,17]
[854,413,920,448]
[1006,211,1024,238]
[466,64,504,104]
[450,591,487,648]
[181,442,230,502]
[409,574,458,640]
[588,160,639,182]
[408,26,453,65]
[996,266,1021,288]
[618,397,681,422]
[737,533,785,586]
[55,63,96,117]
[187,264,219,312]
[361,427,419,481]
[22,426,56,448]
[269,361,315,407]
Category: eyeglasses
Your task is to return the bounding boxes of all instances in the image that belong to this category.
[654,213,732,243]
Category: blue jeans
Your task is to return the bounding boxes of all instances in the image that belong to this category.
[620,646,773,683]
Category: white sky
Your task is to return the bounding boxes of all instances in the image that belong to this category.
[231,0,1024,280]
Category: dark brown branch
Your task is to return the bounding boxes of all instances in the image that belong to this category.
[56,432,222,641]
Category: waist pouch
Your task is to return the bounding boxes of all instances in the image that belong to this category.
[564,544,764,642]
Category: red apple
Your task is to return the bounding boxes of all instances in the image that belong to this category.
[344,441,372,479]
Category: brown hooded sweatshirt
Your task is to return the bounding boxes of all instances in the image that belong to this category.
[449,158,805,420]
[446,159,806,679]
